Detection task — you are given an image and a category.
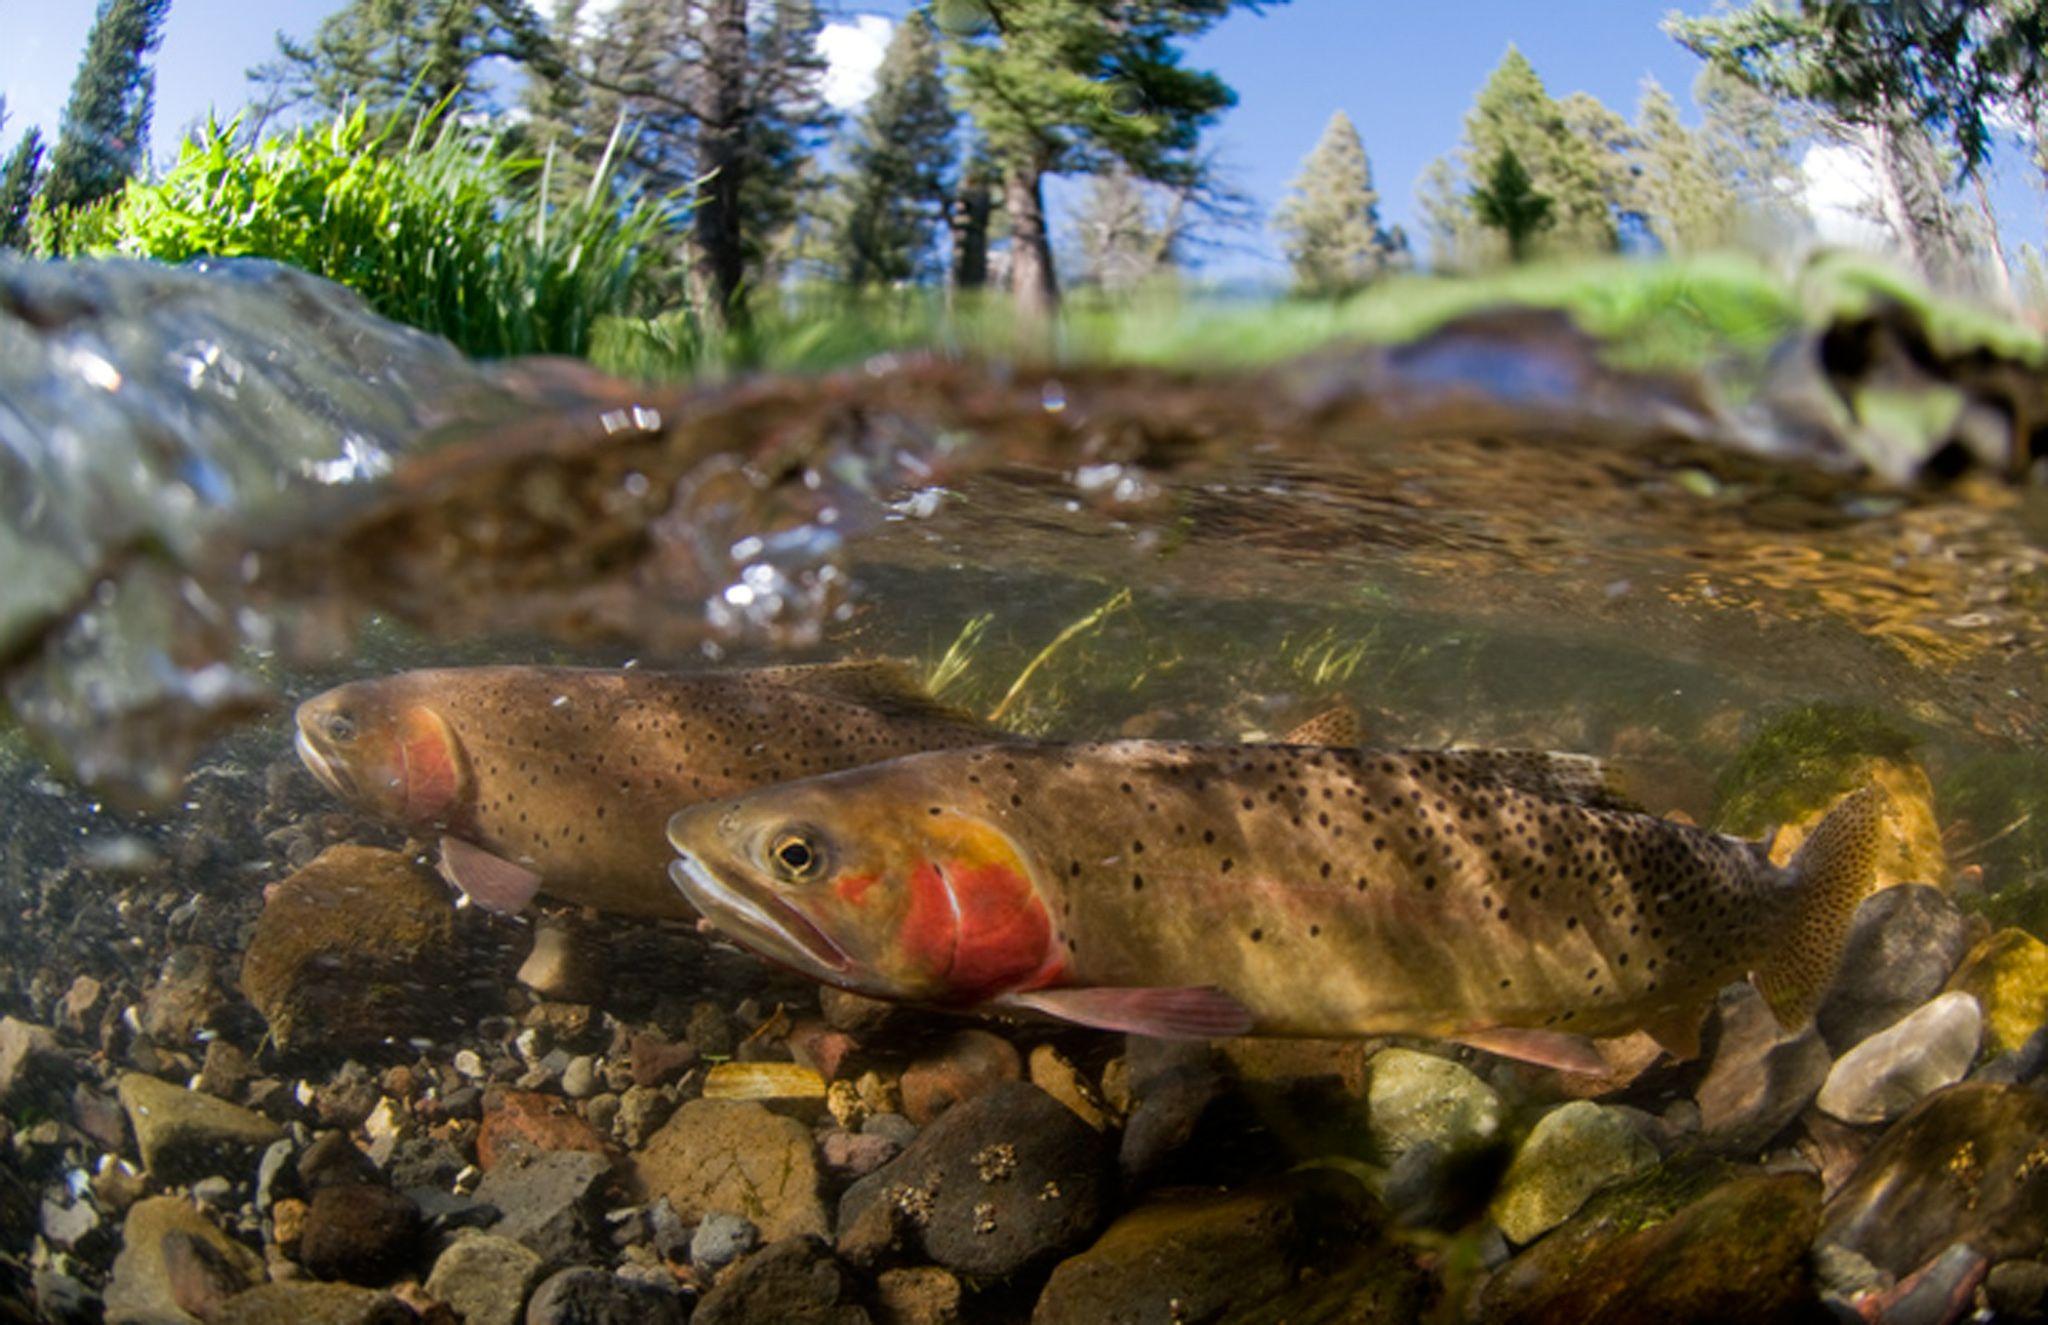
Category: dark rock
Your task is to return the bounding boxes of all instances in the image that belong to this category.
[523,1267,685,1325]
[819,988,895,1036]
[1974,1022,2048,1085]
[30,1269,97,1325]
[407,1186,500,1234]
[383,1135,466,1191]
[117,1072,283,1187]
[239,845,472,1055]
[297,1131,381,1191]
[71,1082,128,1151]
[874,1267,961,1325]
[210,1281,412,1324]
[690,1212,760,1272]
[693,1238,868,1325]
[626,1031,697,1089]
[1033,1170,1431,1325]
[1820,1082,2048,1276]
[631,1099,827,1242]
[475,1149,614,1269]
[256,1139,297,1211]
[1866,1243,1986,1325]
[684,1002,736,1058]
[899,1030,1021,1126]
[0,1017,70,1111]
[516,916,605,1004]
[298,1183,422,1286]
[197,1040,255,1101]
[839,1081,1110,1281]
[1479,1163,1822,1325]
[1987,1260,2048,1323]
[1116,1044,1239,1185]
[424,1233,544,1325]
[863,1113,918,1147]
[1696,983,1831,1155]
[140,946,233,1045]
[1816,885,1974,1054]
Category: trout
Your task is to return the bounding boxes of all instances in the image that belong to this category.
[293,661,1001,917]
[665,740,1888,1070]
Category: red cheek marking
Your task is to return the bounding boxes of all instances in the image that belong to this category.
[900,861,956,977]
[947,860,1052,998]
[400,708,463,826]
[834,872,880,907]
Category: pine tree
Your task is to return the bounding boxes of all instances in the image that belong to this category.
[1421,46,1627,266]
[1272,110,1400,297]
[1694,62,1808,235]
[834,13,956,287]
[1631,77,1737,254]
[0,127,45,251]
[944,0,1271,318]
[42,0,171,215]
[1072,166,1172,293]
[251,0,559,125]
[1470,146,1552,262]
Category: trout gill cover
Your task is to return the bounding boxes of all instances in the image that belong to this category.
[293,660,998,916]
[666,740,1889,1068]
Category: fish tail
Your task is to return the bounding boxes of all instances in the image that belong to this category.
[1753,785,1891,1029]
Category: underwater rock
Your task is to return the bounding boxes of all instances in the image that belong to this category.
[1478,1166,1822,1325]
[899,1030,1022,1125]
[1987,1260,2048,1322]
[238,845,466,1055]
[839,1081,1110,1281]
[1031,1169,1425,1325]
[626,1031,697,1089]
[1864,1243,1987,1325]
[1115,1040,1255,1186]
[0,1016,69,1110]
[1943,927,2048,1056]
[139,946,233,1045]
[692,1238,867,1325]
[820,988,896,1036]
[1816,884,1977,1053]
[297,1130,382,1192]
[117,1072,283,1187]
[1027,1045,1114,1131]
[1364,1047,1504,1166]
[1975,1022,2048,1086]
[1488,1101,1660,1244]
[1820,1082,2048,1276]
[423,1232,544,1325]
[477,1089,608,1171]
[613,1085,675,1149]
[820,1129,901,1180]
[874,1266,962,1325]
[524,1266,687,1325]
[701,1060,828,1110]
[631,1098,828,1242]
[104,1196,264,1325]
[472,1148,613,1269]
[691,1211,761,1272]
[1695,983,1831,1154]
[197,1040,255,1101]
[515,915,605,1004]
[297,1182,422,1285]
[208,1282,411,1325]
[1816,991,1981,1124]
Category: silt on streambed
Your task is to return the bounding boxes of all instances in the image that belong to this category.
[3,258,2048,1323]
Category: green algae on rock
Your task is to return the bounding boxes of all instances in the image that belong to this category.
[1489,1102,1661,1244]
[1943,927,2048,1056]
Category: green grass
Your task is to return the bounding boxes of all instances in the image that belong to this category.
[589,250,2044,385]
[48,105,678,359]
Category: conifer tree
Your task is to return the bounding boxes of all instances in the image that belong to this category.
[0,127,44,251]
[1470,146,1552,262]
[1631,77,1737,254]
[1694,62,1808,233]
[1072,166,1172,292]
[252,0,559,125]
[943,0,1272,318]
[1273,110,1401,297]
[42,0,171,215]
[835,13,956,287]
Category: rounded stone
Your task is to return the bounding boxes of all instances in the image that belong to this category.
[690,1213,760,1272]
[899,1031,1021,1126]
[1364,1048,1503,1164]
[524,1266,684,1325]
[425,1233,545,1325]
[1817,991,1982,1125]
[298,1183,423,1285]
[1489,1102,1659,1245]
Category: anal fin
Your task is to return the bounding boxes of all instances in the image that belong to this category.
[998,986,1255,1039]
[439,836,543,914]
[1451,1026,1609,1075]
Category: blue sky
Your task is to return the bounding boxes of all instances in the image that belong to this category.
[5,1,2045,281]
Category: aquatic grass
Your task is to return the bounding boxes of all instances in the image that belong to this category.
[922,611,993,701]
[987,587,1134,725]
[54,106,679,359]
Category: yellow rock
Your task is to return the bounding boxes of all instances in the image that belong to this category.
[1944,928,2048,1055]
[1763,758,1947,890]
[700,1060,826,1101]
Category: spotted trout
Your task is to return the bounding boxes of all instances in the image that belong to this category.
[293,661,1003,917]
[665,740,1888,1069]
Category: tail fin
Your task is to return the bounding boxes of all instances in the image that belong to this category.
[1753,785,1891,1029]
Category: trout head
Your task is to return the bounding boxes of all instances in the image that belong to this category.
[294,677,471,831]
[667,767,1060,1005]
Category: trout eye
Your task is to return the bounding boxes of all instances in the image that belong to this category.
[325,712,358,744]
[768,829,826,883]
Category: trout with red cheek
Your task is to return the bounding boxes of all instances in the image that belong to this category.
[668,741,1888,1066]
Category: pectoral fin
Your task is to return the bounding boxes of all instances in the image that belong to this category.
[1451,1027,1609,1075]
[438,836,543,914]
[998,986,1255,1039]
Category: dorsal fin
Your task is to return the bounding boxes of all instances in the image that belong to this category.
[1428,747,1642,813]
[1283,703,1364,748]
[747,659,989,728]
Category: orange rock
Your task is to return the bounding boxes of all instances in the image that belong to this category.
[899,1029,1021,1125]
[476,1090,607,1171]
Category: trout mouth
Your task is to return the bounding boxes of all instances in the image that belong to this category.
[294,724,353,801]
[668,852,854,979]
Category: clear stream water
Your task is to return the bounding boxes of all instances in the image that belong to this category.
[3,257,2047,1322]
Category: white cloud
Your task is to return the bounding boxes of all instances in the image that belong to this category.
[1801,139,1891,251]
[818,15,893,110]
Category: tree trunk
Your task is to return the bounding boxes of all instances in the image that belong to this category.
[1972,169,2016,306]
[1003,162,1057,319]
[692,0,749,334]
[1867,120,1933,279]
[949,171,992,292]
